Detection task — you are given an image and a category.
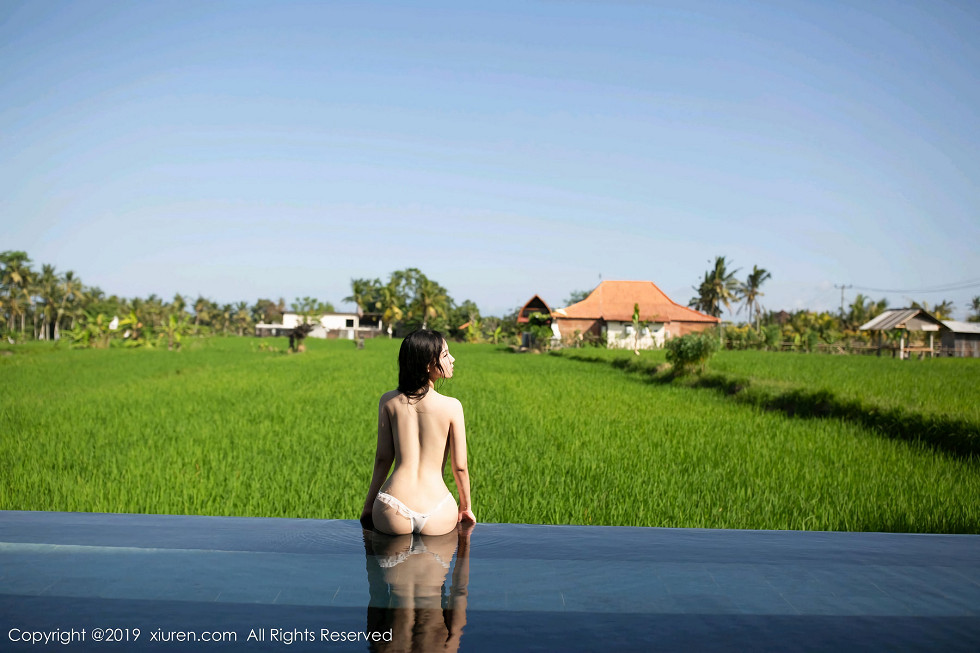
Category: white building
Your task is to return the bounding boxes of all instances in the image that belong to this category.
[256,312,383,340]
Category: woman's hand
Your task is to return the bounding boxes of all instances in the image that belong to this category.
[359,507,373,530]
[458,507,476,525]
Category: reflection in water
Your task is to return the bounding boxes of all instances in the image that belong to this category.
[362,524,471,652]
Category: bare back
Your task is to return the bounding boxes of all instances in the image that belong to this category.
[379,388,459,507]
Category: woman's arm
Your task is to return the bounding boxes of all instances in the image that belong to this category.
[449,399,475,524]
[360,395,395,528]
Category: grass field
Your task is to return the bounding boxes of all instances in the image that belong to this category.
[2,337,978,533]
[560,346,980,422]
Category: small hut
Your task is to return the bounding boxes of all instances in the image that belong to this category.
[858,308,949,359]
[941,321,980,357]
[517,295,553,324]
[516,294,556,349]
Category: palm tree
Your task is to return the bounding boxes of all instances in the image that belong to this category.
[4,292,28,339]
[37,264,60,340]
[144,294,165,329]
[70,284,99,330]
[1,251,33,335]
[193,296,215,330]
[933,300,954,322]
[931,300,954,321]
[55,270,83,340]
[911,300,954,322]
[344,278,380,316]
[233,301,252,336]
[416,277,449,329]
[171,293,188,320]
[377,282,404,337]
[846,293,870,330]
[970,296,980,323]
[739,265,771,329]
[846,295,889,331]
[689,256,740,318]
[217,304,233,334]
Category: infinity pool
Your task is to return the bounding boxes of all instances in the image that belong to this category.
[1,511,978,651]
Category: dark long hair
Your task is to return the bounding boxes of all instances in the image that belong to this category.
[398,329,445,400]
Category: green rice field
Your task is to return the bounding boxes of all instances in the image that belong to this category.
[2,338,978,533]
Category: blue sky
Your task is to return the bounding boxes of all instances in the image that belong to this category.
[2,1,978,319]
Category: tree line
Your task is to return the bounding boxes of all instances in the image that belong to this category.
[0,252,507,347]
[685,255,977,352]
[3,250,977,350]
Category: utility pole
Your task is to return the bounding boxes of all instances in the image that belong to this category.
[834,284,853,318]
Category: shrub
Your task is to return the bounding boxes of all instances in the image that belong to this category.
[763,324,782,351]
[665,332,719,374]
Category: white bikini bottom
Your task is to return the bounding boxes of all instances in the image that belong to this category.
[375,492,454,534]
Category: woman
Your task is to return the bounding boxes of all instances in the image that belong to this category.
[361,329,475,536]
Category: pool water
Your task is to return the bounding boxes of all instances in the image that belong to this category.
[1,511,978,651]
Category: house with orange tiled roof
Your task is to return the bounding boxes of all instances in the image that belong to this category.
[551,280,719,349]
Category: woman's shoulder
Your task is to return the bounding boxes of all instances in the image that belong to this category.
[379,389,403,407]
[428,390,463,413]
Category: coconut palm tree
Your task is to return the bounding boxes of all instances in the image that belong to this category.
[36,264,60,340]
[217,304,234,334]
[912,300,954,322]
[233,301,253,336]
[68,284,100,330]
[416,277,449,329]
[170,293,188,320]
[193,296,215,331]
[1,251,33,335]
[846,293,870,330]
[739,265,771,329]
[345,278,380,316]
[933,300,954,322]
[55,270,83,340]
[4,292,28,339]
[377,282,404,337]
[143,294,165,329]
[689,256,741,318]
[3,268,34,337]
[845,295,889,331]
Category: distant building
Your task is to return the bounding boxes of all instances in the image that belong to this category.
[513,294,558,348]
[858,308,949,358]
[941,321,980,358]
[255,312,383,340]
[551,280,719,349]
[517,295,553,323]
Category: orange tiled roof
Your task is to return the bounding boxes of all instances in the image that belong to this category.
[553,280,719,323]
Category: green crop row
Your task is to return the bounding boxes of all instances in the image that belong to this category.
[555,347,980,457]
[2,338,978,532]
